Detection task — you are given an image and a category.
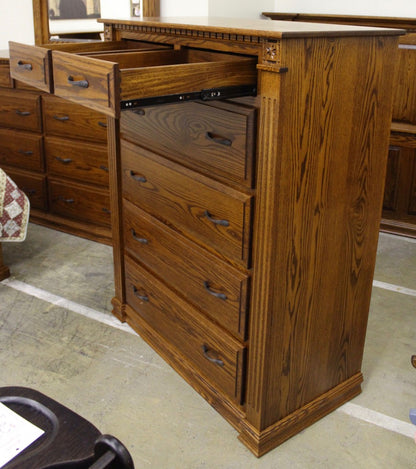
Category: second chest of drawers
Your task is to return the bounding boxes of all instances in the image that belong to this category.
[42,94,111,236]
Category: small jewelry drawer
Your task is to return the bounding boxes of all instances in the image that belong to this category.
[0,88,42,132]
[49,178,111,227]
[124,255,246,404]
[0,128,44,171]
[121,140,253,267]
[120,100,256,187]
[45,136,109,187]
[123,199,250,339]
[42,94,108,143]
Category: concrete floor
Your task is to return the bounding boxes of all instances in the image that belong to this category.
[1,224,415,468]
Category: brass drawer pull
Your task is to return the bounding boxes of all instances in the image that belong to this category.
[204,210,229,227]
[206,131,232,147]
[58,196,74,204]
[131,228,148,244]
[203,281,227,301]
[67,75,89,88]
[129,170,147,183]
[202,345,224,367]
[55,156,72,164]
[133,286,149,302]
[53,115,70,122]
[15,110,31,116]
[18,150,34,156]
[17,60,32,71]
[98,121,107,128]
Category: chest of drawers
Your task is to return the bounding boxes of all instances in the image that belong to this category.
[0,54,111,243]
[9,18,402,456]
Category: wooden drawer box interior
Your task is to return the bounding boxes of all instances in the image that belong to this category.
[9,41,257,117]
[123,199,250,340]
[125,255,246,404]
[121,139,253,266]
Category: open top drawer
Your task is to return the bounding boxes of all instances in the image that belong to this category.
[9,41,257,118]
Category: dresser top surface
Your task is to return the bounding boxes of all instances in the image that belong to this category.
[99,16,404,39]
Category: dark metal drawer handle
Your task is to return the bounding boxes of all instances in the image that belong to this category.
[102,208,111,214]
[203,281,227,301]
[132,108,145,116]
[26,189,37,195]
[202,345,224,367]
[98,121,107,128]
[204,210,229,227]
[17,60,32,71]
[129,170,147,183]
[55,157,72,164]
[206,131,232,147]
[131,229,148,244]
[53,115,70,122]
[58,196,74,203]
[15,110,31,116]
[18,150,34,156]
[133,286,149,302]
[67,76,89,88]
[100,165,109,172]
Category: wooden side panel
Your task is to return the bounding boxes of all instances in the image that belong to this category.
[392,44,416,124]
[244,34,398,441]
[382,132,416,223]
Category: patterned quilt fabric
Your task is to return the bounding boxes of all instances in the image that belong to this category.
[0,168,30,241]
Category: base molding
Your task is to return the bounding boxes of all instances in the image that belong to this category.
[113,301,364,457]
[238,373,363,457]
[30,210,112,245]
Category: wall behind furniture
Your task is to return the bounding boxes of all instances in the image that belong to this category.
[273,0,416,17]
[0,0,34,52]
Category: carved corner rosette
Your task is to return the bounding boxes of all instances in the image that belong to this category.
[259,39,287,73]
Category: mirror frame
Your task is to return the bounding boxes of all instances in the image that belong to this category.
[32,0,160,44]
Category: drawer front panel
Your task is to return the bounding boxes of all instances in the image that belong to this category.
[45,136,109,186]
[0,89,42,132]
[43,95,108,142]
[123,199,250,339]
[121,140,252,266]
[52,50,118,117]
[121,101,256,186]
[4,169,47,210]
[49,179,111,226]
[0,129,43,171]
[125,255,246,403]
[9,42,52,93]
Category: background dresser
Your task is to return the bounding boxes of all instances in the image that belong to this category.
[8,18,402,456]
[0,53,111,244]
[263,13,416,238]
